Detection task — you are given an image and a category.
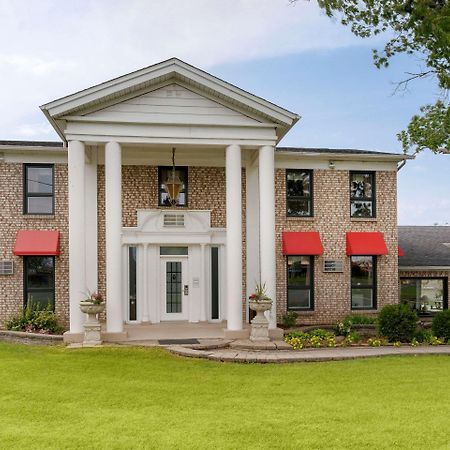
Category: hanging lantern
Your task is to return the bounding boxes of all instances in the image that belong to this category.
[164,147,182,206]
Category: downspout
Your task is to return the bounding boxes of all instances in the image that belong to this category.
[397,159,407,171]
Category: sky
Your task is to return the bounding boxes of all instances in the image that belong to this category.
[0,0,448,225]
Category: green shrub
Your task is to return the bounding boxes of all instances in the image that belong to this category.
[414,328,433,343]
[432,310,450,341]
[5,301,64,334]
[281,311,298,328]
[345,314,377,325]
[378,304,417,343]
[285,329,336,349]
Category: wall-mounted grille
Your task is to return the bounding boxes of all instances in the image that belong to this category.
[163,213,185,227]
[0,261,14,275]
[323,260,344,273]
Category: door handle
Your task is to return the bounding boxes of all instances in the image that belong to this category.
[183,285,189,295]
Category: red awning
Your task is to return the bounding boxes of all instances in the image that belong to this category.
[13,230,60,256]
[282,231,324,255]
[346,232,388,256]
[398,245,405,257]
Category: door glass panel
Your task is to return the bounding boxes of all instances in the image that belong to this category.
[160,247,188,256]
[129,247,137,321]
[166,261,182,313]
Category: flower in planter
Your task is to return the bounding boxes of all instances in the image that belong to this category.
[248,283,271,302]
[82,291,104,305]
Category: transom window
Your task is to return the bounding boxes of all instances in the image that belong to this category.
[23,164,54,215]
[350,171,375,218]
[158,166,188,207]
[24,256,55,311]
[286,169,313,217]
[400,278,448,315]
[351,256,376,309]
[287,256,313,310]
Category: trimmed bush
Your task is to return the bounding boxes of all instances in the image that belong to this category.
[378,304,417,342]
[432,310,450,340]
[281,311,298,328]
[5,301,64,334]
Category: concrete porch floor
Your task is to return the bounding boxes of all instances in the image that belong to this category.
[124,321,229,341]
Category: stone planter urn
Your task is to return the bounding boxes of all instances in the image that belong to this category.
[249,299,273,342]
[79,301,105,346]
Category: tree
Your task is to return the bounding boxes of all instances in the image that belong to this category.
[293,0,450,154]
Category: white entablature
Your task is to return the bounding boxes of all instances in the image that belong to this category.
[122,210,226,246]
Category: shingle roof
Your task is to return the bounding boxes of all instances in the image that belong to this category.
[276,147,402,156]
[398,226,450,267]
[0,140,63,147]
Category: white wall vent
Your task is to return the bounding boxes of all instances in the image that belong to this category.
[0,261,14,275]
[323,260,344,273]
[163,213,185,227]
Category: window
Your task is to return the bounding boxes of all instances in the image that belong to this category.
[158,166,188,206]
[128,247,137,321]
[287,256,313,310]
[24,164,54,215]
[350,171,375,218]
[400,278,448,315]
[286,169,313,217]
[351,256,376,309]
[24,256,55,310]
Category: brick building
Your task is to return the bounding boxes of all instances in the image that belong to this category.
[2,57,439,343]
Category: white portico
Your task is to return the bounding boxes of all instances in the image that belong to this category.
[40,58,299,341]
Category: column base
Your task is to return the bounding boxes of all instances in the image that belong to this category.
[223,328,250,340]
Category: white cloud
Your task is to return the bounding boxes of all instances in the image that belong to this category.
[0,0,378,140]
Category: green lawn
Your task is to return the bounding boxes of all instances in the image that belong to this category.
[1,343,450,449]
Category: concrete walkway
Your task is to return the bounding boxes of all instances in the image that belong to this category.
[167,343,450,363]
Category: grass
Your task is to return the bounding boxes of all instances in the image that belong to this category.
[1,343,450,449]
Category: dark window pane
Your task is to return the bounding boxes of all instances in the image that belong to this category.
[287,171,310,197]
[26,257,54,289]
[350,173,373,199]
[211,247,219,320]
[287,199,311,217]
[160,246,188,256]
[27,167,53,194]
[401,278,444,315]
[287,256,311,286]
[351,256,373,286]
[288,289,311,309]
[27,291,54,310]
[27,197,53,214]
[129,247,137,321]
[352,288,373,309]
[350,201,373,218]
[286,170,312,217]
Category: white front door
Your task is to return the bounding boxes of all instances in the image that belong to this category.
[160,258,189,321]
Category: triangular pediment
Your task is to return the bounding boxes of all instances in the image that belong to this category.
[82,83,263,126]
[40,58,299,141]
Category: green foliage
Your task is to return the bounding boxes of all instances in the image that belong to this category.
[343,331,362,346]
[335,314,377,335]
[282,311,299,328]
[285,329,336,349]
[432,310,450,340]
[414,328,434,343]
[378,304,418,342]
[293,0,450,154]
[5,301,64,335]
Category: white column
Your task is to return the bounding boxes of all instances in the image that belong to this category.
[105,141,123,333]
[245,159,260,324]
[259,145,277,329]
[85,146,98,295]
[142,243,150,322]
[68,140,86,333]
[226,144,243,331]
[200,243,207,322]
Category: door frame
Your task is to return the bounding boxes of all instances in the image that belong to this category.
[160,256,189,321]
